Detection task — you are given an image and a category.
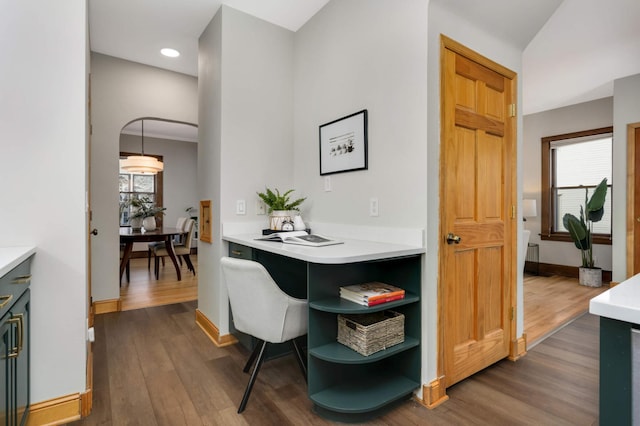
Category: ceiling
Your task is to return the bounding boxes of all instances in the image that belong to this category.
[90,0,640,140]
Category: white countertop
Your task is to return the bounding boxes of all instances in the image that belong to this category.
[223,233,424,264]
[590,273,640,324]
[0,246,36,277]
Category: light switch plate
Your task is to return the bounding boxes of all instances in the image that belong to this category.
[236,199,246,215]
[370,198,379,217]
[324,176,332,192]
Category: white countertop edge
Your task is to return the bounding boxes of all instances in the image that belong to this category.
[0,246,36,277]
[222,221,425,248]
[223,234,424,264]
[589,273,640,324]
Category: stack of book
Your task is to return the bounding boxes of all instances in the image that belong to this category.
[339,282,405,307]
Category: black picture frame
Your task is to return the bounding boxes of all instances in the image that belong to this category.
[319,109,368,175]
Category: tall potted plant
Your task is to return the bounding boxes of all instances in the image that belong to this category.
[562,177,608,287]
[257,188,306,230]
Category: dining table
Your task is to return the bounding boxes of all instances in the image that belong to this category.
[119,227,186,282]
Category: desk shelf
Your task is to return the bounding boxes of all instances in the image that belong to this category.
[227,242,422,422]
[310,372,419,422]
[306,255,422,421]
[310,337,419,364]
[310,292,419,314]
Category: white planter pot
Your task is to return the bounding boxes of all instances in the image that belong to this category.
[269,210,291,231]
[579,267,602,287]
[142,216,157,231]
[130,217,143,231]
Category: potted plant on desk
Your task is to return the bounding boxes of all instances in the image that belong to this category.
[562,177,608,287]
[129,197,166,231]
[257,188,306,231]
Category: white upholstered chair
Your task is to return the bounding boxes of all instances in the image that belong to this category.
[220,256,308,413]
[151,218,196,279]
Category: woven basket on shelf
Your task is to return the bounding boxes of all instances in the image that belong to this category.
[337,310,404,356]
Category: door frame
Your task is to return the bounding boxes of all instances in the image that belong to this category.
[626,122,640,278]
[436,34,519,392]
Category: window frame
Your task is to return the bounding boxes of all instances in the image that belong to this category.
[540,126,612,245]
[119,151,164,227]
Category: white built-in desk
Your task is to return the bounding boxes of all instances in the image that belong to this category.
[222,233,424,422]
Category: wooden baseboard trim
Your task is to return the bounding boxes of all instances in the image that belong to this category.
[509,334,527,361]
[529,262,612,283]
[93,298,121,315]
[80,389,92,418]
[418,377,449,409]
[195,309,238,348]
[27,393,81,426]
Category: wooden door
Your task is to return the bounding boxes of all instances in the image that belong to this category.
[628,125,640,277]
[439,36,517,388]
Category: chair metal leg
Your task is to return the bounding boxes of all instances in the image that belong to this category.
[243,340,264,373]
[291,338,307,383]
[238,340,268,414]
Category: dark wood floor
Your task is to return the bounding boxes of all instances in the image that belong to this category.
[73,301,599,425]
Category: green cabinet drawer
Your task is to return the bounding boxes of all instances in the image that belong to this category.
[228,243,252,260]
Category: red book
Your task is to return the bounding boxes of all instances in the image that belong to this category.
[367,293,405,306]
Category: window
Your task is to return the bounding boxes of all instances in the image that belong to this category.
[541,127,612,244]
[119,152,164,226]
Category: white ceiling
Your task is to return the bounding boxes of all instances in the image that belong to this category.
[90,0,640,139]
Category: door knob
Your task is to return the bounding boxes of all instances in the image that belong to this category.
[446,232,461,244]
[90,228,98,236]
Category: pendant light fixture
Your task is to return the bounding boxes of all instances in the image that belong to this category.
[120,119,164,174]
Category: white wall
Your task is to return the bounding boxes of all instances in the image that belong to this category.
[612,74,640,281]
[120,133,198,235]
[427,0,525,383]
[294,0,428,227]
[197,6,294,333]
[0,0,87,402]
[522,97,613,271]
[91,53,197,301]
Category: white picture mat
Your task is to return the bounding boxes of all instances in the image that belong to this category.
[320,110,367,175]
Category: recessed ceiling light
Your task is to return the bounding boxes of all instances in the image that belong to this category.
[161,48,180,58]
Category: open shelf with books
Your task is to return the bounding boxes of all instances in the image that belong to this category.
[306,255,421,423]
[224,237,423,423]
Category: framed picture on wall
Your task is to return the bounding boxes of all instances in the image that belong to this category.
[319,109,368,175]
[199,200,212,243]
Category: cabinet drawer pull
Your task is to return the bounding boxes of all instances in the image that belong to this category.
[0,294,13,309]
[231,250,243,257]
[7,315,22,358]
[12,274,31,284]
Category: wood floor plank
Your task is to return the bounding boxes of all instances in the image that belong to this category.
[524,274,607,346]
[75,303,601,425]
[76,269,604,425]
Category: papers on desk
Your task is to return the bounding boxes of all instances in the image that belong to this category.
[256,231,343,247]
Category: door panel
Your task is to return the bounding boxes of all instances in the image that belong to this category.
[439,36,516,388]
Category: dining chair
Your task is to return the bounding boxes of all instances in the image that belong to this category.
[220,256,308,414]
[147,216,188,270]
[152,218,196,279]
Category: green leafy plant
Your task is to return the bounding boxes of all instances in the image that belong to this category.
[257,188,306,213]
[128,196,166,219]
[562,177,608,268]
